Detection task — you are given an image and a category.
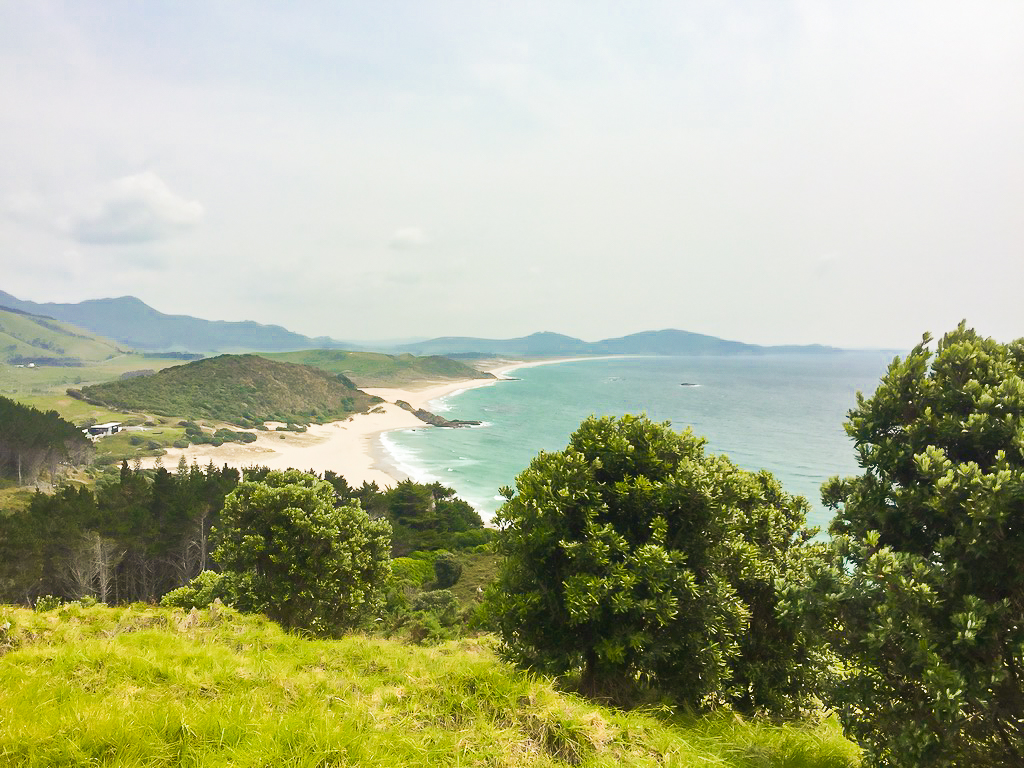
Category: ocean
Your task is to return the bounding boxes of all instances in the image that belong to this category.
[380,352,897,532]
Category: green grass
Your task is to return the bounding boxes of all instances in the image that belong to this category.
[0,603,860,767]
[0,308,126,365]
[91,426,191,465]
[263,349,494,387]
[452,551,503,606]
[0,354,190,400]
[0,484,34,514]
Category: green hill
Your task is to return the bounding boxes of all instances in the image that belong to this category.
[263,349,494,387]
[0,306,127,365]
[76,354,382,426]
[0,290,351,354]
[0,603,858,767]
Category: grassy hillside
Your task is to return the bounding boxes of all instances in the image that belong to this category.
[0,306,126,364]
[78,354,382,425]
[0,603,859,767]
[263,348,494,387]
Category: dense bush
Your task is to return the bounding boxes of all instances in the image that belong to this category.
[819,323,1024,766]
[432,552,463,589]
[486,414,827,714]
[213,470,392,635]
[161,570,226,610]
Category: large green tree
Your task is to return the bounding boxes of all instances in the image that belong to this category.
[486,414,826,713]
[820,323,1024,766]
[213,469,392,635]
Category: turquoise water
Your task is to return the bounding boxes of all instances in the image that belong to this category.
[381,353,896,531]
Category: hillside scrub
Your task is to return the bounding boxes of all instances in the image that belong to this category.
[0,462,491,631]
[0,602,860,768]
[77,354,383,426]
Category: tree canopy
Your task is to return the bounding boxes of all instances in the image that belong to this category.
[820,323,1024,766]
[0,396,92,485]
[486,414,826,714]
[213,469,392,635]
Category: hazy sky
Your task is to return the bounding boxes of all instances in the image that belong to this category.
[2,2,1022,349]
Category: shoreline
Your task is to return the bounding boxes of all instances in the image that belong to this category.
[140,356,614,488]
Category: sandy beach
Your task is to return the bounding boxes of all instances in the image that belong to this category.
[139,357,603,487]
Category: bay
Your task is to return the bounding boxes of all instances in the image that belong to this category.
[381,352,896,531]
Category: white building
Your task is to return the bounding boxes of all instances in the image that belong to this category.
[84,422,122,438]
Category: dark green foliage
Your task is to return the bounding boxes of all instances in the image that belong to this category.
[819,323,1024,766]
[433,551,463,589]
[0,396,93,484]
[487,414,827,714]
[212,470,392,635]
[79,354,382,425]
[1,462,481,634]
[0,460,236,605]
[390,556,434,588]
[178,422,258,447]
[385,479,489,556]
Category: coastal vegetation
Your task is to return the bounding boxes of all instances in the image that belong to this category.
[1,321,1021,765]
[75,354,382,426]
[0,396,93,486]
[486,414,828,716]
[815,323,1024,766]
[263,348,494,387]
[0,462,490,629]
[210,470,392,634]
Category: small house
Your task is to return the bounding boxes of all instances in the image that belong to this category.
[85,422,122,438]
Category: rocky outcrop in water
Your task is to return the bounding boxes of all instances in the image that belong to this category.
[395,400,482,428]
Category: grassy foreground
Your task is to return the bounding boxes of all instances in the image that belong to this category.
[0,603,858,767]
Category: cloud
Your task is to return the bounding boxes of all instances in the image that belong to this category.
[65,172,204,245]
[388,226,430,250]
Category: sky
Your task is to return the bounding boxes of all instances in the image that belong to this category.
[1,2,1022,350]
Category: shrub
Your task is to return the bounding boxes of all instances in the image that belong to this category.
[161,571,227,610]
[213,470,392,635]
[486,414,827,713]
[433,552,463,589]
[34,595,62,612]
[819,323,1024,766]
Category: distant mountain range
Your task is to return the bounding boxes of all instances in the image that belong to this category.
[0,290,349,354]
[394,330,842,357]
[0,290,844,357]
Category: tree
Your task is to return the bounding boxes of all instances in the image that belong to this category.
[819,323,1024,766]
[213,469,392,635]
[486,414,826,713]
